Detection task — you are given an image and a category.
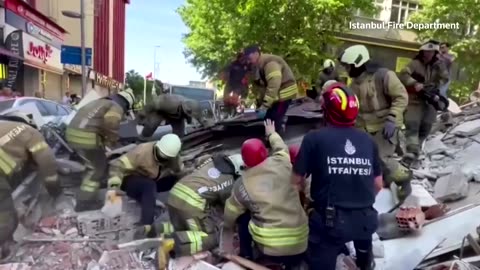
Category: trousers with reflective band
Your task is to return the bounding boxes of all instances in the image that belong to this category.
[65,128,99,149]
[169,183,206,211]
[172,230,217,256]
[0,148,17,176]
[77,148,109,202]
[248,221,309,256]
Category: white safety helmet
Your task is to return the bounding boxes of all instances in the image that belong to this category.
[322,80,337,91]
[155,133,182,158]
[323,59,335,69]
[419,41,439,51]
[338,45,370,68]
[117,88,136,110]
[227,154,245,175]
[4,111,35,126]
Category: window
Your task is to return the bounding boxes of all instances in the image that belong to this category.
[171,87,215,102]
[40,101,69,116]
[18,100,49,116]
[390,0,422,23]
[0,100,15,113]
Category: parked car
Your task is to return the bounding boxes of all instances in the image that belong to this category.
[0,97,72,123]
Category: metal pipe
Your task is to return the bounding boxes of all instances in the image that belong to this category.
[80,0,86,97]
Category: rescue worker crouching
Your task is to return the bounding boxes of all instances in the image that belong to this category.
[66,88,135,212]
[153,153,245,268]
[291,84,383,270]
[138,94,211,139]
[107,134,184,239]
[338,45,412,201]
[399,40,449,166]
[0,111,61,259]
[222,119,308,269]
[243,45,297,134]
[316,59,340,94]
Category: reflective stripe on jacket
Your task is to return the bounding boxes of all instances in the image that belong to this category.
[223,132,308,256]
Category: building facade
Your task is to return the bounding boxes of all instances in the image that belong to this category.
[35,0,129,98]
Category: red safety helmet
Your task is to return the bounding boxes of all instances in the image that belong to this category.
[288,144,300,164]
[322,82,359,126]
[241,138,268,168]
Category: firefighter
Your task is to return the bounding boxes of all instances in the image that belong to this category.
[316,59,340,93]
[107,133,184,239]
[66,88,135,212]
[399,40,450,166]
[221,53,251,117]
[222,119,308,268]
[137,94,210,138]
[338,45,411,201]
[243,45,298,134]
[0,111,61,259]
[153,154,245,268]
[291,85,383,270]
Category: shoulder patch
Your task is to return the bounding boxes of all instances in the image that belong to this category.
[207,167,221,179]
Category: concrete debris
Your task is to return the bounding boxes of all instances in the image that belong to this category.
[451,119,480,137]
[434,167,469,202]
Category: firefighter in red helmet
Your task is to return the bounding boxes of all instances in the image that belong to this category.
[291,83,383,270]
[222,119,308,268]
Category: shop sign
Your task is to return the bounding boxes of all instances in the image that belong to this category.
[4,29,24,89]
[27,42,53,63]
[26,21,53,41]
[93,71,120,89]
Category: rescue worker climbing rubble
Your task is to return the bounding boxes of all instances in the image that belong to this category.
[291,84,383,270]
[0,111,61,259]
[243,45,298,134]
[153,153,245,267]
[137,94,210,138]
[399,40,450,167]
[66,88,135,212]
[107,134,184,239]
[222,119,308,269]
[316,59,340,93]
[338,45,412,201]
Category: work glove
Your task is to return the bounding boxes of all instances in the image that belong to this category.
[107,176,122,190]
[382,118,396,140]
[133,224,157,240]
[45,178,62,198]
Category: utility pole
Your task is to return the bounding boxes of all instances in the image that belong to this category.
[80,0,86,97]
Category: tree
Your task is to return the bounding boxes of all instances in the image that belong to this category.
[125,69,163,101]
[177,0,375,82]
[410,0,480,103]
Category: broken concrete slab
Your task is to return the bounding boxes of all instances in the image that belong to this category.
[0,264,31,270]
[434,167,469,202]
[424,134,449,155]
[451,119,480,137]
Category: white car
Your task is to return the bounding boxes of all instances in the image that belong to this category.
[0,97,72,124]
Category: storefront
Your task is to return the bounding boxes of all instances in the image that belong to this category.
[63,64,123,98]
[3,0,66,100]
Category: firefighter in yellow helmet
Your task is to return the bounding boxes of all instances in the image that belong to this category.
[338,44,412,201]
[0,111,61,259]
[153,154,245,268]
[222,119,308,268]
[66,88,135,212]
[107,133,185,239]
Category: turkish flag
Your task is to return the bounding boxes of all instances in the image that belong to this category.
[145,72,153,80]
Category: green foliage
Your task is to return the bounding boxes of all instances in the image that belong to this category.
[178,0,375,82]
[410,0,480,103]
[125,69,163,101]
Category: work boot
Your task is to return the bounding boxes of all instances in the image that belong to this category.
[400,153,417,168]
[133,225,157,240]
[154,238,175,270]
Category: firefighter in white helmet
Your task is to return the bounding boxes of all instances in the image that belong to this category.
[315,59,339,94]
[106,133,185,239]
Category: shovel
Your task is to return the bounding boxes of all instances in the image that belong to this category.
[101,189,123,218]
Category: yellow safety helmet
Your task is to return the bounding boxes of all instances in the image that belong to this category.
[4,111,35,126]
[154,133,182,159]
[338,45,370,68]
[323,59,335,69]
[117,88,136,110]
